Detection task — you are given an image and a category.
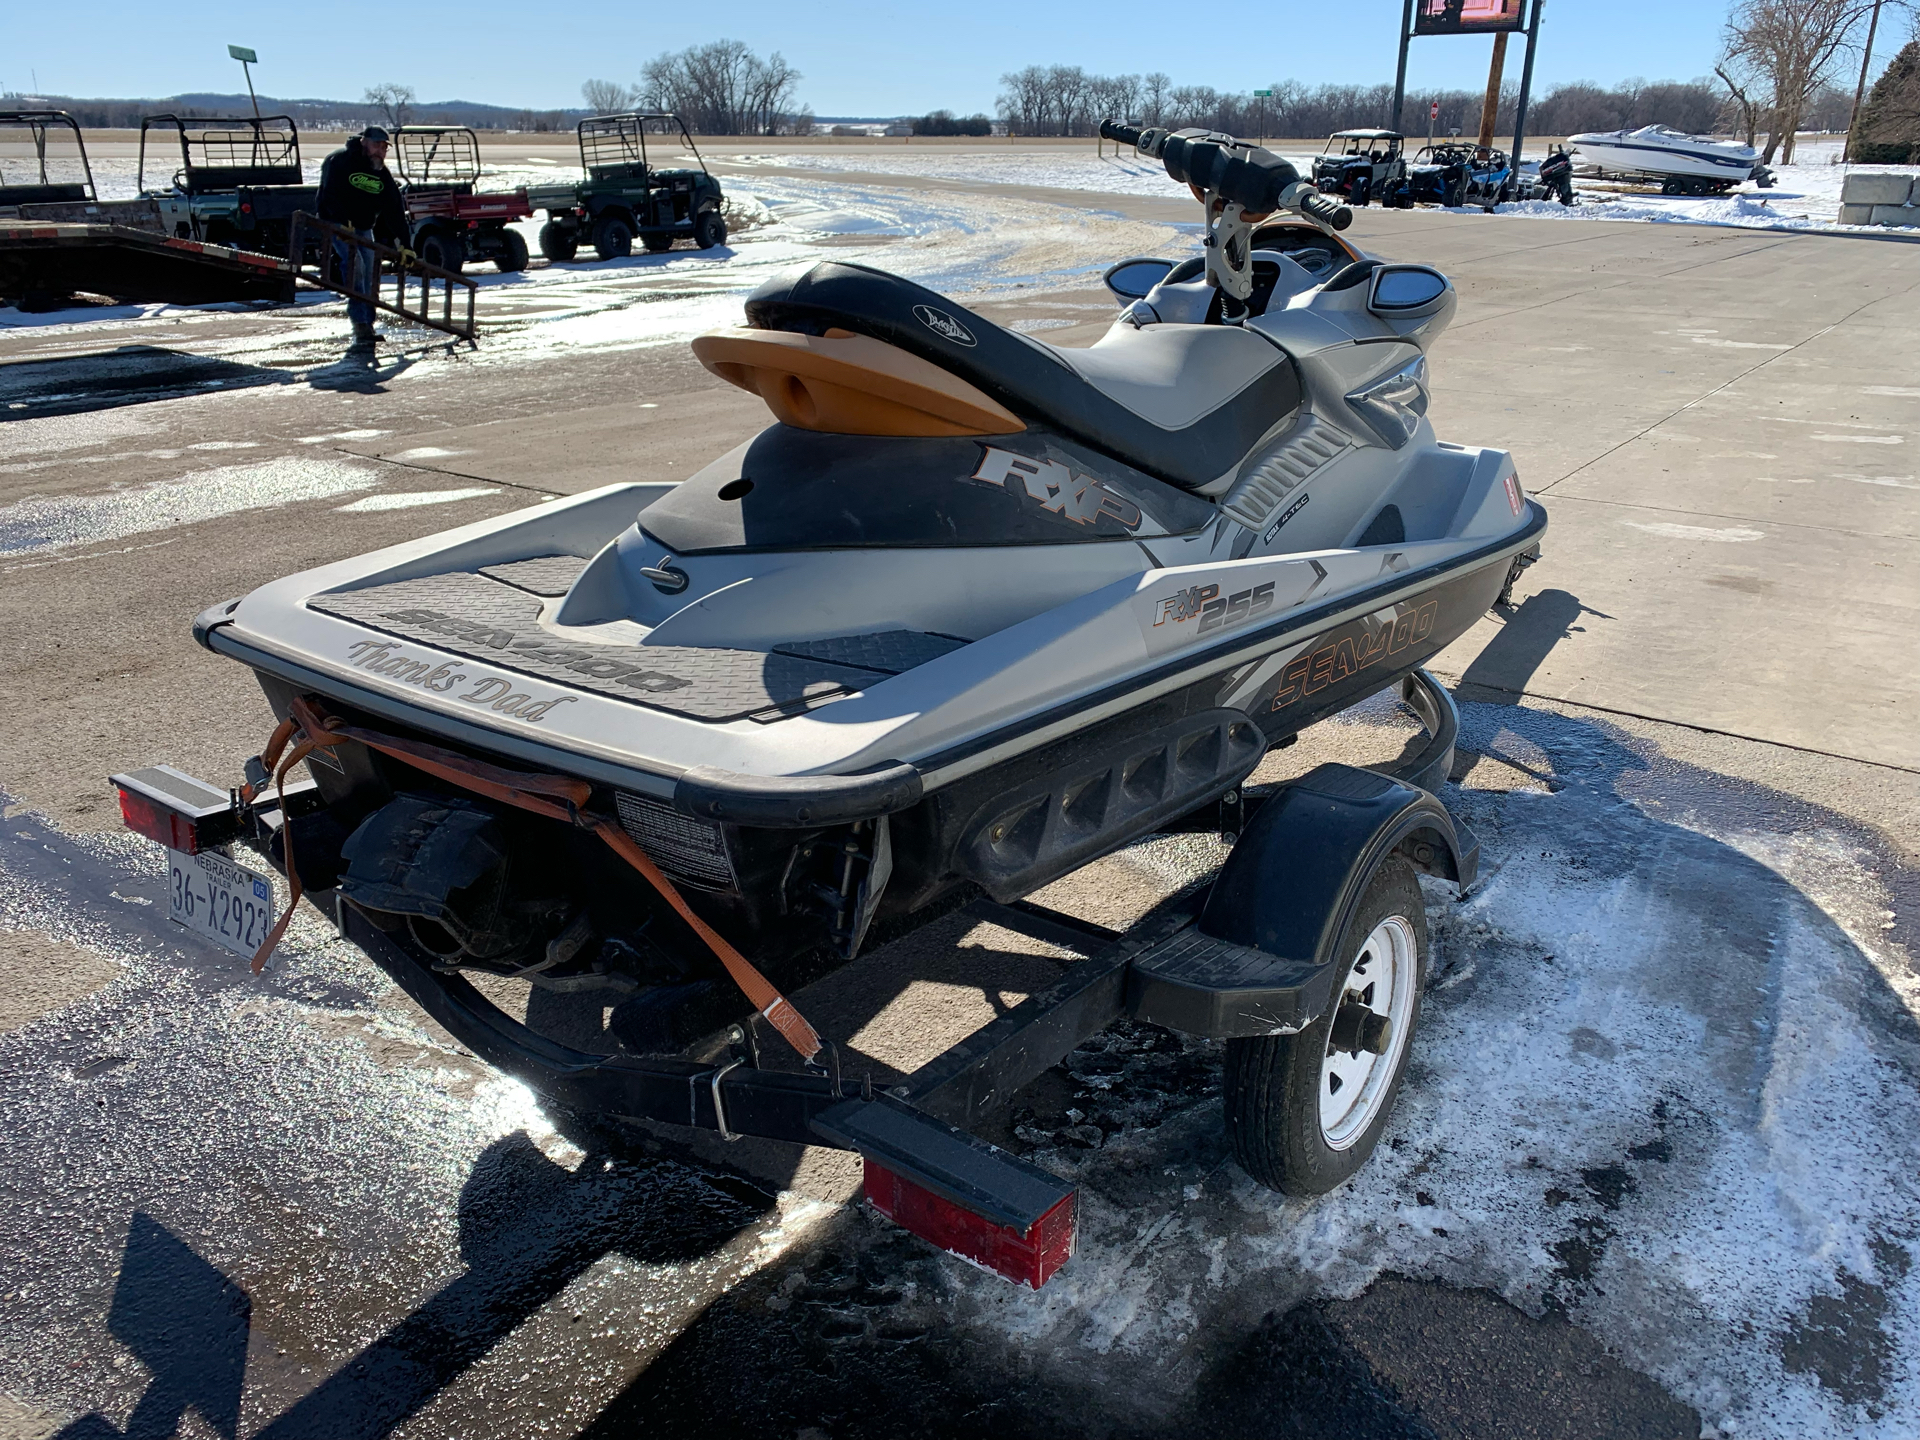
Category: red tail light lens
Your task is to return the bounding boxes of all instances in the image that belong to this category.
[863,1158,1076,1288]
[116,785,200,853]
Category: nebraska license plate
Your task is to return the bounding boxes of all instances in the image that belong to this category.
[168,849,277,958]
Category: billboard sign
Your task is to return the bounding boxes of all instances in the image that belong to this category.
[1413,0,1524,34]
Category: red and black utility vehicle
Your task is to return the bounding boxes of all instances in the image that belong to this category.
[392,125,534,274]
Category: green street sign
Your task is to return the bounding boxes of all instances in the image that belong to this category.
[228,45,258,63]
[1254,89,1273,97]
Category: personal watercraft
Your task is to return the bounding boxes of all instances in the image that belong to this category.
[119,121,1545,1280]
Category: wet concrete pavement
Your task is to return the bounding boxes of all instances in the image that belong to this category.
[2,163,1917,1437]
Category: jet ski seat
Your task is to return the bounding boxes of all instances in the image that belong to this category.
[741,261,1301,492]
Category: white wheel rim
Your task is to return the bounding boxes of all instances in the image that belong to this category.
[1320,913,1418,1151]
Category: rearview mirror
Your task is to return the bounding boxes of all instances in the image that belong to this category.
[1104,257,1175,301]
[1368,265,1449,313]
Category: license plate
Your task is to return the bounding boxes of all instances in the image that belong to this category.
[168,849,278,958]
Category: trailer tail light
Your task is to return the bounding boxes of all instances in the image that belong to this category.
[864,1158,1076,1288]
[110,765,241,854]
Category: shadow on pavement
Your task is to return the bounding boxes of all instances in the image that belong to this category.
[1459,588,1612,699]
[54,1132,771,1440]
[0,346,293,420]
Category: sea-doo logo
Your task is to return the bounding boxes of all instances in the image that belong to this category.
[1270,601,1438,710]
[970,447,1143,529]
[914,304,976,347]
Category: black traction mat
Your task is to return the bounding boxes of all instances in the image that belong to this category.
[311,571,881,722]
[479,554,592,596]
[773,629,968,673]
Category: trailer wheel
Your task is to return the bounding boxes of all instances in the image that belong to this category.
[495,228,530,273]
[1224,856,1427,1195]
[420,231,465,273]
[593,214,634,260]
[539,222,578,263]
[694,211,727,249]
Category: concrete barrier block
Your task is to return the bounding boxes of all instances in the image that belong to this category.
[1869,204,1920,227]
[1838,202,1875,225]
[1841,172,1916,205]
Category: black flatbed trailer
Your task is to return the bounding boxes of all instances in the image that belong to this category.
[0,221,296,309]
[527,112,727,262]
[114,666,1479,1289]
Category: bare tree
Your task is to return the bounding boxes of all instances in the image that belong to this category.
[1142,72,1171,126]
[1722,0,1871,162]
[581,79,631,116]
[363,83,416,130]
[636,41,803,134]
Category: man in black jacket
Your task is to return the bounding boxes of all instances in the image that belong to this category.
[318,126,411,356]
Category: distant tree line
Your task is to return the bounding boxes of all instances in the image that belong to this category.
[16,91,578,133]
[994,64,1856,141]
[912,109,994,136]
[582,40,812,135]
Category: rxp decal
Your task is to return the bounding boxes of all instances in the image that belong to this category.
[913,304,976,347]
[970,447,1143,529]
[1155,583,1218,627]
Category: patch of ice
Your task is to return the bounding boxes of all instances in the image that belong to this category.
[1623,521,1766,542]
[334,487,499,513]
[0,457,380,557]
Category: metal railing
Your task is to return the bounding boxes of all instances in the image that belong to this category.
[288,211,478,344]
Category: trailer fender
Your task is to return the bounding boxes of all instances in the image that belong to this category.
[1193,762,1474,1022]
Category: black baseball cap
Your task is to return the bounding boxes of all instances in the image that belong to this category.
[360,125,391,143]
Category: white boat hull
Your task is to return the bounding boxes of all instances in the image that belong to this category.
[1570,134,1758,184]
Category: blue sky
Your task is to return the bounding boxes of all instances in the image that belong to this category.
[0,0,1831,114]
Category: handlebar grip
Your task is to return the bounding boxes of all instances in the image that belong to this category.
[1300,190,1354,231]
[1100,119,1145,148]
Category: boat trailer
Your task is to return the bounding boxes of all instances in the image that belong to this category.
[113,670,1473,1289]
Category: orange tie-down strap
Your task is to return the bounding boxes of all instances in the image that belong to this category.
[241,694,824,1062]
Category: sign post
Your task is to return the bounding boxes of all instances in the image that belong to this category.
[228,45,261,122]
[1254,89,1273,144]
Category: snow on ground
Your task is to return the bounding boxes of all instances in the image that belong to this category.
[719,147,1205,200]
[937,697,1920,1439]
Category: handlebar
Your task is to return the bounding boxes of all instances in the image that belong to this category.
[1100,118,1351,230]
[1297,190,1354,231]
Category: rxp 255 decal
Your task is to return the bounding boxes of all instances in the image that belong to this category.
[1152,579,1276,637]
[970,447,1143,530]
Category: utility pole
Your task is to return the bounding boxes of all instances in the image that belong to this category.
[1509,0,1544,178]
[1477,31,1509,152]
[228,45,261,121]
[1391,0,1416,134]
[1845,0,1886,161]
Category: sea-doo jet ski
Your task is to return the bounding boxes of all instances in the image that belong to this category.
[118,120,1545,1283]
[1569,124,1775,193]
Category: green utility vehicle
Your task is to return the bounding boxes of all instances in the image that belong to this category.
[526,113,726,262]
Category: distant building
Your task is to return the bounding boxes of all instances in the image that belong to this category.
[884,122,913,137]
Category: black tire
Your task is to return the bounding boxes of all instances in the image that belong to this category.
[495,227,530,273]
[694,210,727,250]
[1660,177,1682,196]
[592,213,634,260]
[1224,857,1428,1195]
[538,221,578,263]
[1350,174,1372,207]
[419,230,464,273]
[642,231,675,253]
[1447,173,1468,208]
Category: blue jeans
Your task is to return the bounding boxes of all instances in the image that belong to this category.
[332,229,376,326]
